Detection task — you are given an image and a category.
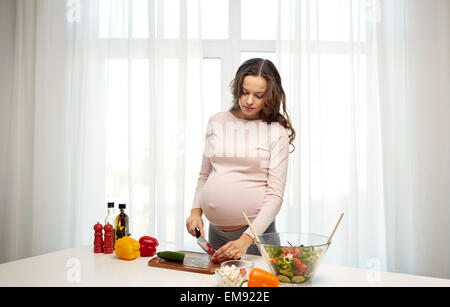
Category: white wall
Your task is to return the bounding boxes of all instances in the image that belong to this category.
[406,0,449,279]
[0,0,16,262]
[0,0,15,148]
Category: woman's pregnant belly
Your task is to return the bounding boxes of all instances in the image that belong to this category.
[199,173,267,226]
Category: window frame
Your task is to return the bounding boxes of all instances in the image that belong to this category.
[97,0,371,111]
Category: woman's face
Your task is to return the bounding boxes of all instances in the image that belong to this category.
[238,75,267,120]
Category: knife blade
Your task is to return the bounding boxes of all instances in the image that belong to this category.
[195,227,215,255]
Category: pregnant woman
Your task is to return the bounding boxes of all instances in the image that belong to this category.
[186,58,296,262]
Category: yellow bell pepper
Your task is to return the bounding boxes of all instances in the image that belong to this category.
[114,236,141,260]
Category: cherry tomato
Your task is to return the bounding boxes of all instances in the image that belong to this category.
[293,258,307,271]
[240,268,247,277]
[206,246,215,255]
[211,257,220,264]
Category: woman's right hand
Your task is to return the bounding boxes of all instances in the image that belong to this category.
[186,208,205,237]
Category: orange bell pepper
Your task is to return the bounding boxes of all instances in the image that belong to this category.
[114,236,140,260]
[240,268,280,287]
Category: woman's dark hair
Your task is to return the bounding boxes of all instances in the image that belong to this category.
[229,58,296,153]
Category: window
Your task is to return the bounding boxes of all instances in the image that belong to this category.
[99,0,371,242]
[241,0,277,40]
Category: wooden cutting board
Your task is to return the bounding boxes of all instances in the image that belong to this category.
[148,250,220,275]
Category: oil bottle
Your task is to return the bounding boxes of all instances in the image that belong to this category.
[115,203,129,240]
[105,202,116,245]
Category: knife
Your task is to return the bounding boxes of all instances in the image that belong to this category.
[195,227,215,255]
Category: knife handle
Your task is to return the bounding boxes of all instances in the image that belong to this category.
[195,227,201,238]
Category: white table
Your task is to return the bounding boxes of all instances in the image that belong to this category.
[0,245,449,287]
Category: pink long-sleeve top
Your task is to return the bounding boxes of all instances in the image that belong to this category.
[192,110,290,239]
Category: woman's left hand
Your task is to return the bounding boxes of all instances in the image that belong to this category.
[212,234,253,262]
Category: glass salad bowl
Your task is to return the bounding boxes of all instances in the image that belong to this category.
[255,232,330,285]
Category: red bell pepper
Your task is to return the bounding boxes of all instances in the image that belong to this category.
[139,236,159,257]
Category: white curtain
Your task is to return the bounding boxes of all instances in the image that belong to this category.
[275,0,387,271]
[1,0,206,260]
[275,0,449,279]
[377,0,449,278]
[1,0,448,280]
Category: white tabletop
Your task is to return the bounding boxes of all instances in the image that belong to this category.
[0,245,449,287]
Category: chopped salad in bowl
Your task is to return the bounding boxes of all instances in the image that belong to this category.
[256,233,330,284]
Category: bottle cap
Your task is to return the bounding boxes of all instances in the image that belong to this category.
[119,203,126,209]
[107,202,114,208]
